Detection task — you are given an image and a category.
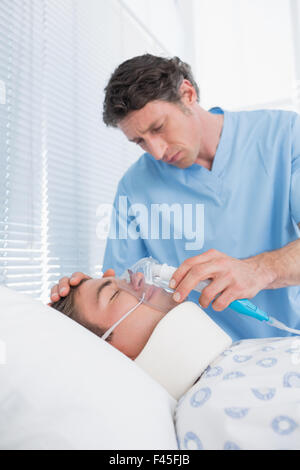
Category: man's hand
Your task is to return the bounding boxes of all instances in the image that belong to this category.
[169,249,276,311]
[48,268,115,304]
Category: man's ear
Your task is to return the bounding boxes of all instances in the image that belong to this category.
[103,269,115,278]
[179,79,197,106]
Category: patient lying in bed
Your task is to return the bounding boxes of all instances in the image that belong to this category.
[50,269,300,364]
[50,271,300,449]
[50,271,176,360]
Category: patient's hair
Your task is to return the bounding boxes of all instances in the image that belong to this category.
[51,278,112,341]
[103,54,200,127]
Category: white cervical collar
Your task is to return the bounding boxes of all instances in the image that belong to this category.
[135,301,232,400]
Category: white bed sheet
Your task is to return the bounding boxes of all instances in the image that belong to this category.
[0,285,178,450]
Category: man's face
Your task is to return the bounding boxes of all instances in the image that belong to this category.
[74,276,170,360]
[118,80,202,169]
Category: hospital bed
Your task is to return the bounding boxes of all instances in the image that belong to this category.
[0,285,299,450]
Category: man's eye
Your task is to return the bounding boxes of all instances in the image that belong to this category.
[110,290,120,301]
[153,125,163,133]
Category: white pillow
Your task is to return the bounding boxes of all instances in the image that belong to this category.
[0,286,177,450]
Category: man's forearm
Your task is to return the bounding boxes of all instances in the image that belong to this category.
[246,237,300,290]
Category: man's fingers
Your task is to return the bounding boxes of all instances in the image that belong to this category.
[59,276,74,295]
[103,269,115,278]
[199,277,229,308]
[50,284,61,301]
[50,273,91,302]
[50,269,115,303]
[211,288,236,311]
[69,272,91,285]
[170,249,220,289]
[50,276,70,301]
[172,261,217,302]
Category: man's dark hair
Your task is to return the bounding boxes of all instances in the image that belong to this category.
[51,278,112,341]
[103,54,200,127]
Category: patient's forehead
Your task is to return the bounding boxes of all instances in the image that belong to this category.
[76,276,118,304]
[76,278,102,302]
[74,278,111,322]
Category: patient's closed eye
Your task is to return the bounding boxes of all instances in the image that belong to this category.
[110,289,120,301]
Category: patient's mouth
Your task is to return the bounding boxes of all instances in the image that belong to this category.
[144,284,154,301]
[144,284,160,301]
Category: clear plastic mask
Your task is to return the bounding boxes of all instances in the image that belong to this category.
[120,257,174,293]
[116,276,177,315]
[101,265,178,341]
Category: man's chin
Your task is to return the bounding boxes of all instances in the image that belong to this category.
[173,158,194,169]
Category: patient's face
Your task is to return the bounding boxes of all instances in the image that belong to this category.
[74,276,168,360]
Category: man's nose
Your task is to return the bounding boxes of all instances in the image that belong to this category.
[128,270,145,291]
[147,138,168,161]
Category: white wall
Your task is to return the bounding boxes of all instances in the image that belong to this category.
[194,0,297,111]
[290,0,300,111]
[121,0,196,66]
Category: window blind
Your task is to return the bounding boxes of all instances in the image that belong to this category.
[0,0,44,299]
[0,0,190,303]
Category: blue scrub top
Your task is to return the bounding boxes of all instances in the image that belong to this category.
[102,107,300,341]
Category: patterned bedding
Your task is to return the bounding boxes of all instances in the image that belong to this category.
[175,337,300,450]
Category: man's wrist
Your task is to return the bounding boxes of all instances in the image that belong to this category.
[244,251,279,290]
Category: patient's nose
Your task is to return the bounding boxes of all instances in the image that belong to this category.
[128,270,145,291]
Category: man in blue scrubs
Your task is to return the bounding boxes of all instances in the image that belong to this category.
[51,55,300,341]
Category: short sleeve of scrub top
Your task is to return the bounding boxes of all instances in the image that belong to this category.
[291,113,300,225]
